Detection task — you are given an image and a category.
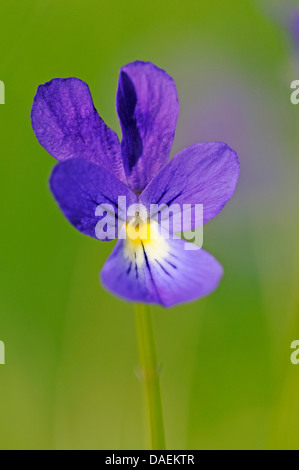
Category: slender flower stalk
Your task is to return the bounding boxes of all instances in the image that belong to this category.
[135,304,166,450]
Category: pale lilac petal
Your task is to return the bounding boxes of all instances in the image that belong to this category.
[100,232,223,307]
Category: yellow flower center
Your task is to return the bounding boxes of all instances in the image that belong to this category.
[124,219,169,267]
[126,220,152,244]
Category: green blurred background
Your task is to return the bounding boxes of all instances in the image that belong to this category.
[0,0,299,450]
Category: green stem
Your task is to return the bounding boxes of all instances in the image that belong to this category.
[134,303,166,450]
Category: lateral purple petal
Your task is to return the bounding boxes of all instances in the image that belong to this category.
[100,236,223,307]
[49,158,137,239]
[140,142,240,226]
[116,61,179,193]
[32,78,126,182]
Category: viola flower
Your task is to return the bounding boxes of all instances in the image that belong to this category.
[289,8,299,55]
[31,61,240,307]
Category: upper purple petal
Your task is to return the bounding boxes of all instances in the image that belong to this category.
[49,158,137,239]
[101,235,223,307]
[116,61,179,193]
[140,142,240,226]
[31,78,126,182]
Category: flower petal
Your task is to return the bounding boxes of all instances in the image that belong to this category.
[116,61,179,193]
[100,232,223,307]
[32,78,126,182]
[140,142,240,226]
[49,158,138,239]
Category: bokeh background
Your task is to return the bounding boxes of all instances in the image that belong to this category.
[0,0,299,450]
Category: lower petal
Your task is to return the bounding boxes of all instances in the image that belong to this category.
[100,232,223,307]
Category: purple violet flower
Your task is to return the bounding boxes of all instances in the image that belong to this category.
[31,61,240,307]
[289,8,299,55]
